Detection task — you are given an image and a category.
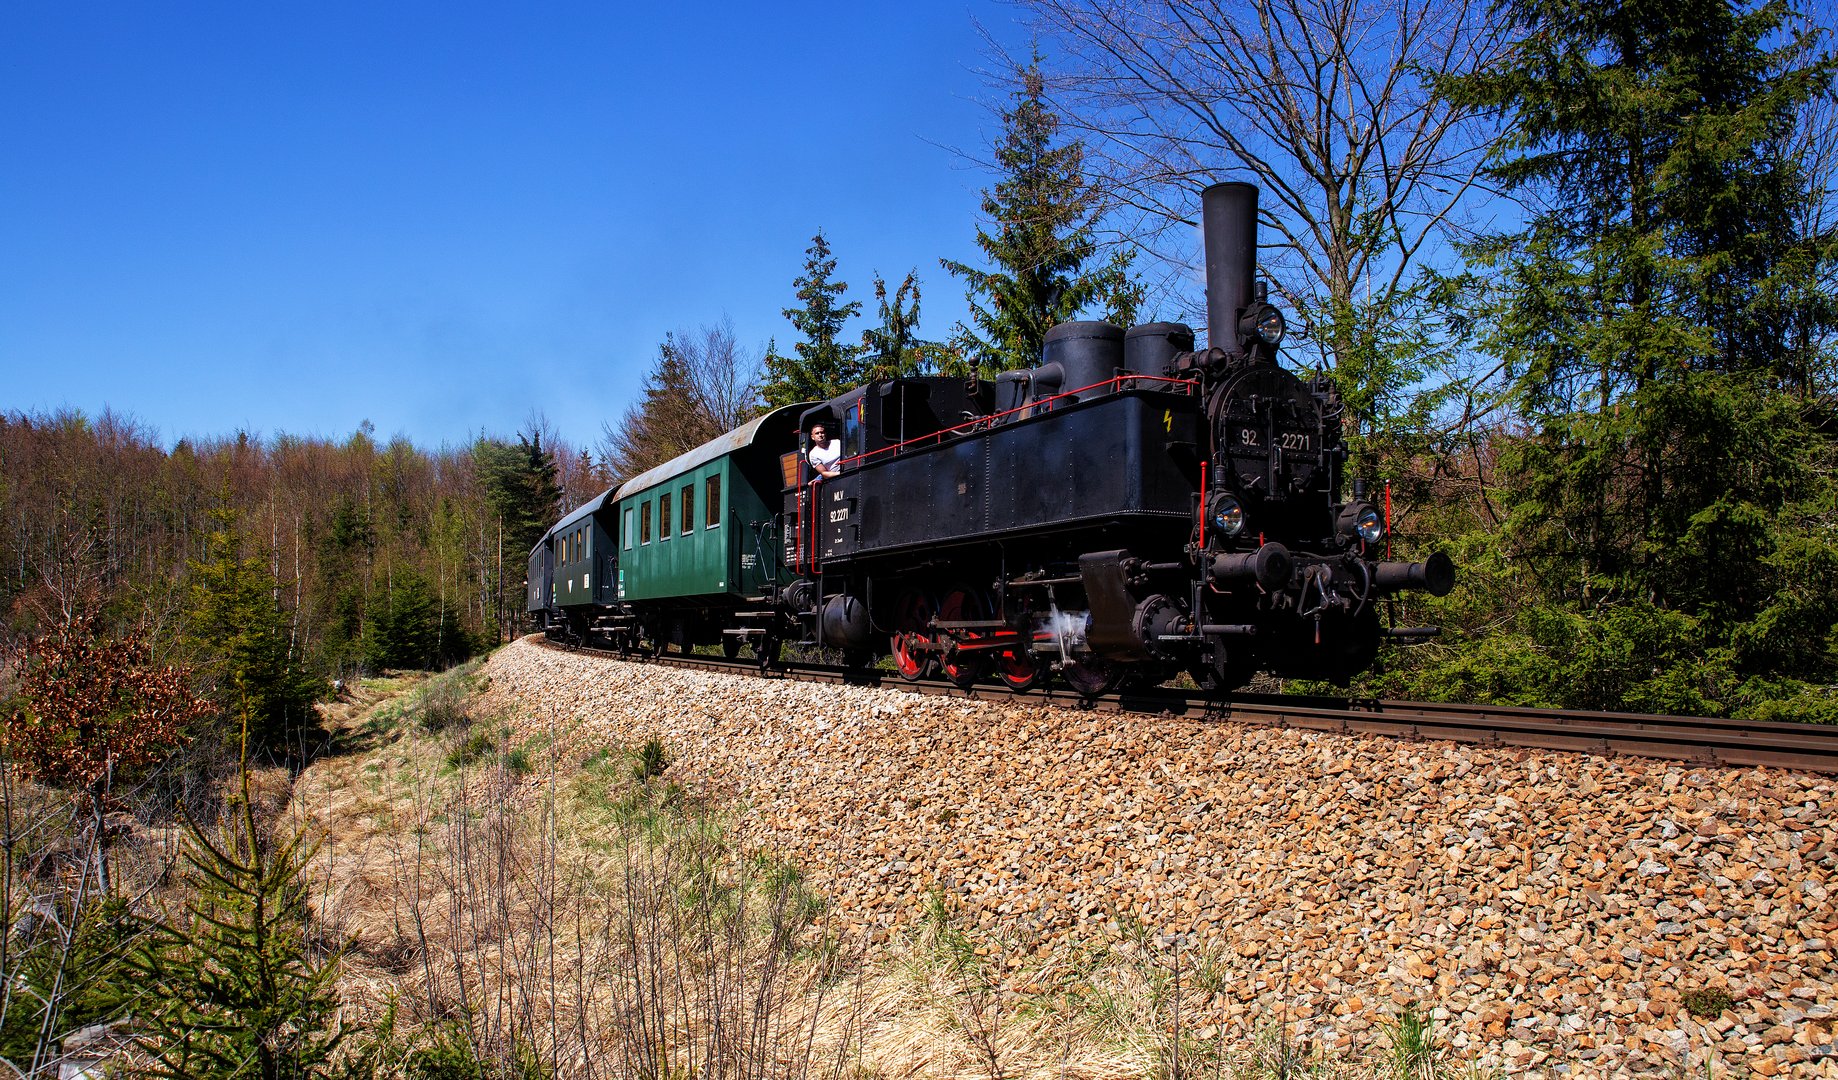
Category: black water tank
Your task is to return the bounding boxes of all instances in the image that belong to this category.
[1041,321,1124,402]
[1124,322,1195,379]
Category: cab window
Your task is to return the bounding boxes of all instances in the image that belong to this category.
[842,404,863,458]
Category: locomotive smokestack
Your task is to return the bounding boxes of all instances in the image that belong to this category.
[1201,182,1258,355]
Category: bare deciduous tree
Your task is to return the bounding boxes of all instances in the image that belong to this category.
[1782,5,1838,393]
[1021,0,1515,434]
[599,319,764,482]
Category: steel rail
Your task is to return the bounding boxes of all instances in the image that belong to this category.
[534,638,1838,774]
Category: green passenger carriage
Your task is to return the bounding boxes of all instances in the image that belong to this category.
[530,402,807,658]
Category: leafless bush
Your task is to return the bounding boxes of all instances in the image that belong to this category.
[329,712,864,1080]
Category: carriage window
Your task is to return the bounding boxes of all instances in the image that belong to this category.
[575,529,584,559]
[660,492,672,539]
[641,502,652,544]
[624,508,634,550]
[681,485,694,534]
[705,475,721,528]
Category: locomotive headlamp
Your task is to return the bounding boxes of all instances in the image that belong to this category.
[1356,506,1383,544]
[1210,494,1246,538]
[1338,499,1382,543]
[1337,501,1384,546]
[1239,302,1286,348]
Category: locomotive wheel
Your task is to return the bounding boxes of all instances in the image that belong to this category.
[936,583,988,690]
[1061,658,1121,698]
[891,588,938,682]
[995,646,1040,692]
[893,633,932,681]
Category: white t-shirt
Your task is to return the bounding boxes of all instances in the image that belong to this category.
[808,439,842,474]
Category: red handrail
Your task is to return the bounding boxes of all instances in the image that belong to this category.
[838,373,1197,469]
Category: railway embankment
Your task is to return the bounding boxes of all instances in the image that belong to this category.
[478,638,1836,1077]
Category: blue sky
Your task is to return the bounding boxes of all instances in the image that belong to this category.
[1,1,1024,450]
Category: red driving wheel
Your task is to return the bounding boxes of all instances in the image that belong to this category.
[891,588,936,681]
[937,584,990,689]
[995,643,1040,692]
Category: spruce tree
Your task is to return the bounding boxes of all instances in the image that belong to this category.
[184,508,324,756]
[130,771,343,1080]
[942,60,1140,371]
[860,270,953,381]
[1447,0,1837,714]
[762,232,865,405]
[474,432,562,558]
[360,569,444,670]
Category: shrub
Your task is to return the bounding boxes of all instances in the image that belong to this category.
[415,674,473,733]
[446,730,496,768]
[631,738,669,781]
[1682,986,1735,1018]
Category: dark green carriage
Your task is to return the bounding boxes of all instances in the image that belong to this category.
[611,403,805,646]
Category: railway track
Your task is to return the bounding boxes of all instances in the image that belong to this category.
[536,637,1838,774]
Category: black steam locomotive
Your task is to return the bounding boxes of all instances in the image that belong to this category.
[530,182,1452,693]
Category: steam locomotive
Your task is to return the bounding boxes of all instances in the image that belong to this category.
[529,182,1453,693]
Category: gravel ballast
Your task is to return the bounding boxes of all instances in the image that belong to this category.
[479,639,1836,1078]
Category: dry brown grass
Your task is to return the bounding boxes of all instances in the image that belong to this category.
[292,669,1482,1080]
[294,669,867,1078]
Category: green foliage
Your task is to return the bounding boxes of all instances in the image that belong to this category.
[473,432,563,564]
[447,730,497,768]
[361,570,475,672]
[128,784,344,1080]
[413,665,478,733]
[860,270,955,380]
[631,737,669,781]
[763,231,867,405]
[184,507,326,757]
[1411,0,1838,715]
[0,896,139,1068]
[312,499,374,673]
[941,60,1140,371]
[1682,986,1736,1019]
[1381,1003,1443,1080]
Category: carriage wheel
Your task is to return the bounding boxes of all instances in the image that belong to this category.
[937,584,989,690]
[723,635,742,659]
[891,588,937,682]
